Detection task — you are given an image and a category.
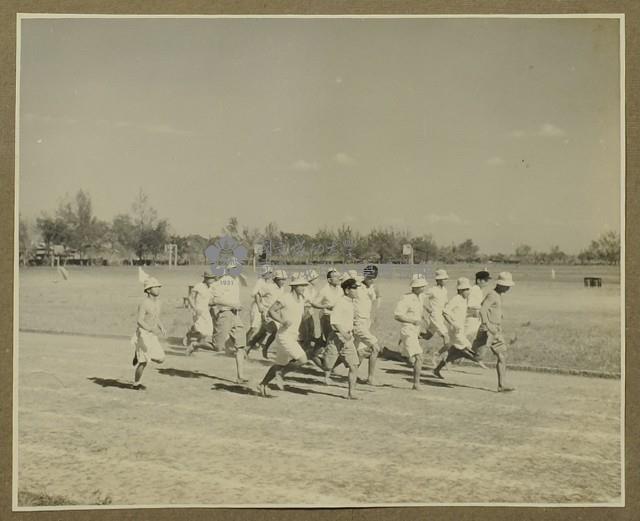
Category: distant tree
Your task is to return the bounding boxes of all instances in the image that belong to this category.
[548,245,567,263]
[129,189,170,261]
[19,215,33,265]
[515,244,533,258]
[455,238,480,261]
[411,234,438,263]
[222,217,241,241]
[366,228,405,263]
[579,231,620,265]
[111,214,136,259]
[36,214,71,248]
[336,224,357,263]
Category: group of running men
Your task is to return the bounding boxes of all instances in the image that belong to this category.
[131,264,516,397]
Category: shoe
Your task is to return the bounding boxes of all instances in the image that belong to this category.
[257,383,269,397]
[498,386,516,392]
[132,383,146,390]
[477,360,488,369]
[236,377,250,384]
[433,369,444,379]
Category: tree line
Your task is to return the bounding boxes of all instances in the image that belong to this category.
[18,189,621,266]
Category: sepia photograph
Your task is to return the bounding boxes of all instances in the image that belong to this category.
[14,14,623,509]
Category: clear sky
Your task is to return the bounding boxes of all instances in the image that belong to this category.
[18,16,622,254]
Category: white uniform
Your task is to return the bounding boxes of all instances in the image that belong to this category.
[394,293,425,357]
[425,285,449,338]
[464,284,484,341]
[274,292,306,365]
[191,281,214,337]
[353,285,378,356]
[443,294,471,350]
[317,283,343,316]
[250,278,272,330]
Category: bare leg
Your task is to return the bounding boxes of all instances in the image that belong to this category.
[364,346,379,385]
[258,365,281,396]
[134,362,147,387]
[347,364,358,399]
[496,351,514,391]
[413,354,423,390]
[235,348,248,383]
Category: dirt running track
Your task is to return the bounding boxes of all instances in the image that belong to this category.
[16,331,622,507]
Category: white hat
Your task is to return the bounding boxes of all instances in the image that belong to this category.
[289,272,309,286]
[273,269,288,280]
[260,265,273,277]
[143,277,162,291]
[305,269,319,281]
[434,269,449,280]
[347,269,358,278]
[410,274,428,288]
[496,271,515,287]
[457,277,472,290]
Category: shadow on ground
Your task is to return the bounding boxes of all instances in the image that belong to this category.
[87,377,142,390]
[157,367,217,379]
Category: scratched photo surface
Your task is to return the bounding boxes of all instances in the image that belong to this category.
[16,16,622,508]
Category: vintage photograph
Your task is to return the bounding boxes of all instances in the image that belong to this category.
[14,14,623,509]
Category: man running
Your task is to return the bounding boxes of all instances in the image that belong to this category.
[466,270,492,357]
[310,268,343,367]
[246,265,274,351]
[353,272,381,386]
[183,271,218,355]
[423,268,450,367]
[323,278,362,399]
[131,276,166,389]
[394,274,428,390]
[211,266,250,383]
[258,273,310,397]
[299,268,320,356]
[253,269,288,358]
[472,272,517,392]
[433,277,486,378]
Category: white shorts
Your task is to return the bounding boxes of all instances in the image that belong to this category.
[131,329,165,364]
[399,332,423,358]
[464,317,481,342]
[274,333,306,366]
[249,302,263,330]
[354,320,379,358]
[448,328,472,350]
[427,314,449,339]
[193,311,214,337]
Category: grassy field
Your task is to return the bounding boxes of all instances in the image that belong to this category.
[14,263,622,507]
[18,263,622,373]
[17,330,621,507]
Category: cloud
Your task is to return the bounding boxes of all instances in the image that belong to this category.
[537,123,566,138]
[142,123,193,136]
[486,156,505,166]
[334,152,356,166]
[425,213,468,225]
[509,124,567,139]
[291,159,320,172]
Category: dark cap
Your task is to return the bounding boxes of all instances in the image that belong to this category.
[341,278,360,291]
[363,264,378,279]
[475,270,491,281]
